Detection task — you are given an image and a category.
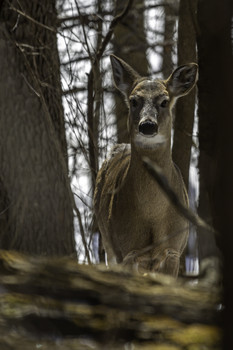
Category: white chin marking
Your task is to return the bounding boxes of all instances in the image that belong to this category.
[134,134,166,149]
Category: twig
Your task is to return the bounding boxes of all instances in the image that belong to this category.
[143,157,214,233]
[72,198,91,264]
[9,5,56,32]
[94,0,134,64]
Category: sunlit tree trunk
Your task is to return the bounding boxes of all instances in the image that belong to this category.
[0,0,76,256]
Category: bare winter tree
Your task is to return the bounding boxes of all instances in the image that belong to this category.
[161,0,178,77]
[112,0,148,143]
[172,0,197,190]
[0,0,76,256]
[196,0,221,260]
[197,0,233,347]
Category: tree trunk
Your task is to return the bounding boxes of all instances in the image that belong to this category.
[172,0,197,190]
[112,0,148,143]
[161,0,178,78]
[0,0,76,256]
[197,0,233,348]
[196,0,220,261]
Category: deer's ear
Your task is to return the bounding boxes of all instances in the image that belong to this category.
[110,55,141,98]
[167,63,198,98]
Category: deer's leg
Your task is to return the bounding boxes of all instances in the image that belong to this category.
[151,248,181,277]
[122,249,152,272]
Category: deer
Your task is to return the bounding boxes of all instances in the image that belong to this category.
[94,55,198,277]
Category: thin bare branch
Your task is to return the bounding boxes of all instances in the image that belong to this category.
[9,5,56,32]
[73,198,91,264]
[94,0,134,64]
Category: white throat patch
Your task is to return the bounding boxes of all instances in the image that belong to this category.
[134,134,166,149]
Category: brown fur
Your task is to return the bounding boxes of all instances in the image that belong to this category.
[94,55,198,276]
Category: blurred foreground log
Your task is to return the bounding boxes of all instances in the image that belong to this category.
[0,250,222,349]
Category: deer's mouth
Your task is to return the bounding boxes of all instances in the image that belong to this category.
[139,120,158,137]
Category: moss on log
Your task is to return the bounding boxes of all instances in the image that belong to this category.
[0,250,222,349]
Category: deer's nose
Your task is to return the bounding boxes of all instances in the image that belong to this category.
[139,120,158,136]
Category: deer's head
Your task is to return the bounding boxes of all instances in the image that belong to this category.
[110,55,198,150]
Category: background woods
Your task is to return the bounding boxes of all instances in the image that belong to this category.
[58,0,202,263]
[0,0,232,348]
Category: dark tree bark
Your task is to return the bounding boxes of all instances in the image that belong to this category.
[172,0,197,190]
[0,1,76,256]
[113,0,148,143]
[87,0,103,193]
[196,0,222,261]
[197,0,233,348]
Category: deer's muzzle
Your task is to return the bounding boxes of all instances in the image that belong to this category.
[139,120,158,136]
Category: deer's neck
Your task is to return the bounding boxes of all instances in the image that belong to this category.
[125,143,173,207]
[129,141,173,179]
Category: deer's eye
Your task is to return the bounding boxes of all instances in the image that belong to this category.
[160,99,169,108]
[130,97,138,108]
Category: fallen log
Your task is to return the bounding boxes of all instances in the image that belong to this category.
[0,250,222,349]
